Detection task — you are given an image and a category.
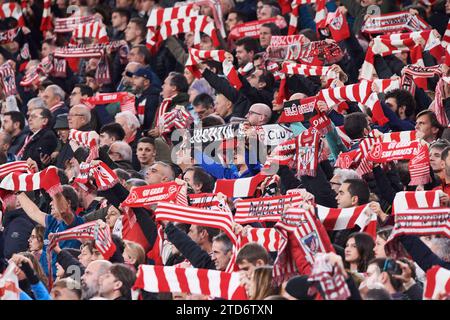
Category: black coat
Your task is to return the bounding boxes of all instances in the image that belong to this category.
[2,209,36,259]
[136,84,162,133]
[8,128,29,155]
[21,127,58,169]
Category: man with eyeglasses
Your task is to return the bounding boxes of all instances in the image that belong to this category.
[68,104,92,131]
[18,107,57,169]
[69,84,94,108]
[245,103,272,126]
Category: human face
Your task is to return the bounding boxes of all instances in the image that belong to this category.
[259,26,272,48]
[98,270,119,298]
[137,142,156,166]
[122,247,136,265]
[336,182,355,208]
[28,229,43,252]
[194,104,213,120]
[86,77,99,91]
[127,47,144,64]
[187,225,202,244]
[68,107,87,130]
[78,246,95,268]
[105,206,121,229]
[81,262,102,299]
[444,151,450,178]
[257,2,272,20]
[108,144,123,162]
[2,115,16,135]
[28,109,47,133]
[429,147,445,173]
[237,259,257,279]
[184,68,195,86]
[415,114,439,143]
[447,0,450,15]
[146,163,167,184]
[70,87,82,107]
[374,235,387,258]
[364,264,382,289]
[235,45,252,67]
[247,69,263,89]
[344,237,360,264]
[125,22,139,43]
[132,75,149,93]
[99,132,115,147]
[214,94,232,118]
[211,241,232,271]
[330,174,342,194]
[42,87,59,108]
[51,286,81,300]
[385,97,398,114]
[162,76,177,99]
[245,108,265,126]
[183,170,196,191]
[200,35,214,51]
[111,12,126,29]
[41,43,53,58]
[225,12,239,32]
[115,116,133,138]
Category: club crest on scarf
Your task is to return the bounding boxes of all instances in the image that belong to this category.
[301,231,320,255]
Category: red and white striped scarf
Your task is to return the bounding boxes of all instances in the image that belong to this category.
[146,3,198,47]
[295,128,323,177]
[89,161,119,191]
[0,166,62,197]
[317,81,389,125]
[0,3,25,27]
[392,190,443,214]
[155,16,219,49]
[280,61,338,78]
[360,30,444,81]
[361,11,431,35]
[239,227,283,252]
[40,0,53,33]
[423,266,450,300]
[401,64,443,94]
[0,161,29,179]
[20,55,54,87]
[82,92,136,114]
[73,21,109,44]
[68,129,99,163]
[214,174,267,199]
[155,96,174,129]
[133,265,248,300]
[366,140,431,185]
[431,76,450,127]
[372,78,401,93]
[186,48,241,90]
[316,204,377,238]
[154,202,237,244]
[188,193,221,210]
[234,194,304,224]
[160,107,192,143]
[288,0,326,35]
[273,206,334,283]
[54,15,102,33]
[47,221,116,288]
[0,28,20,45]
[308,253,351,300]
[122,181,185,208]
[0,61,16,97]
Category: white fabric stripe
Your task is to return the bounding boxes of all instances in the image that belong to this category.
[32,173,41,190]
[142,265,159,292]
[207,270,221,298]
[233,178,252,198]
[164,267,182,293]
[228,272,241,300]
[185,268,201,295]
[333,207,354,230]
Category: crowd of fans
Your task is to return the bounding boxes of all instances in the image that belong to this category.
[0,0,449,301]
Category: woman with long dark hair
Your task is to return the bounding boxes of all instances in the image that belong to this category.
[344,232,375,273]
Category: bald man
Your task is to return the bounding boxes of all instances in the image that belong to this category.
[68,104,92,131]
[245,103,272,126]
[145,161,175,185]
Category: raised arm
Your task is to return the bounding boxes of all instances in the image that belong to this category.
[16,193,47,227]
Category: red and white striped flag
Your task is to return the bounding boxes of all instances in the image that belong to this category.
[186,48,242,90]
[73,21,109,43]
[424,266,450,300]
[0,262,20,300]
[234,194,304,224]
[154,202,237,244]
[316,204,377,238]
[0,166,62,197]
[68,129,99,163]
[392,190,443,214]
[214,174,267,198]
[133,265,248,300]
[0,3,25,27]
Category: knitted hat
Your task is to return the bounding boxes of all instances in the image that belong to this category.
[284,275,316,300]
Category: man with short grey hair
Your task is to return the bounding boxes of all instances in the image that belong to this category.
[108,141,134,170]
[145,161,175,185]
[330,168,360,194]
[115,111,141,170]
[68,104,92,131]
[42,84,69,117]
